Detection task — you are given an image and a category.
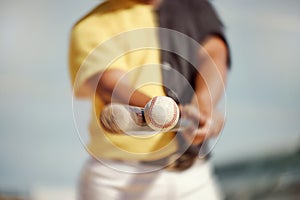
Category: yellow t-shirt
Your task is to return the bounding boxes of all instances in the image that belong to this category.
[69,0,177,161]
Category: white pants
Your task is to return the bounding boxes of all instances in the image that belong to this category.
[78,158,223,200]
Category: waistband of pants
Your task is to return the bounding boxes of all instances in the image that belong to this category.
[93,144,209,172]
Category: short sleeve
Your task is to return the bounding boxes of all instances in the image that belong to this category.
[190,0,231,66]
[156,0,231,68]
[69,21,127,98]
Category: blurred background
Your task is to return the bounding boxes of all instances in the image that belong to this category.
[0,0,299,199]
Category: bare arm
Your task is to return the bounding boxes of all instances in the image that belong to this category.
[181,36,229,145]
[192,36,228,114]
[86,69,151,107]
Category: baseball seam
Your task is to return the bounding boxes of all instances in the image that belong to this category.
[148,97,178,129]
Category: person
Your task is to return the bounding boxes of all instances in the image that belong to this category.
[69,0,230,199]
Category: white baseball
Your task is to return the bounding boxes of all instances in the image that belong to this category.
[144,96,179,131]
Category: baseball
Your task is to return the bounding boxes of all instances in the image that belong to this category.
[144,96,179,131]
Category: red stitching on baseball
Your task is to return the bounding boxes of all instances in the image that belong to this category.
[147,97,178,130]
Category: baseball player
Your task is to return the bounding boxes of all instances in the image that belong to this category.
[69,0,230,199]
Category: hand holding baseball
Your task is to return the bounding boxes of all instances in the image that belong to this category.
[99,96,183,134]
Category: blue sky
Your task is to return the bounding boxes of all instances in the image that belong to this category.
[0,0,300,192]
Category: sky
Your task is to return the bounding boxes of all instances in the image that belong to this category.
[0,0,300,193]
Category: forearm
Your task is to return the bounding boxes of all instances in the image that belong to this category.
[99,83,151,107]
[87,69,151,107]
[191,36,228,117]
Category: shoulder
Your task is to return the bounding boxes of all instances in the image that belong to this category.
[157,0,219,21]
[71,2,109,35]
[159,0,211,9]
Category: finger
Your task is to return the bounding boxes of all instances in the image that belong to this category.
[191,134,206,145]
[193,128,208,137]
[185,128,206,145]
[181,129,196,143]
[198,114,207,127]
[185,105,206,127]
[195,120,221,138]
[180,105,202,125]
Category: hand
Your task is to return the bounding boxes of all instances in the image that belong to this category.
[179,105,225,145]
